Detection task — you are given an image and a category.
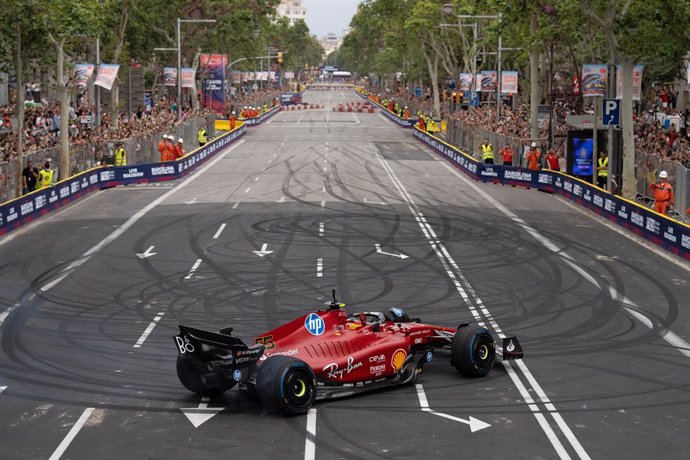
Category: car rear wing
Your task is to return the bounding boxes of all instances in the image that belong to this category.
[173,325,265,370]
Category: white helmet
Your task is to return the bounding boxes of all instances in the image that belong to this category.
[163,134,169,140]
[178,138,183,143]
[659,170,668,179]
[531,142,537,148]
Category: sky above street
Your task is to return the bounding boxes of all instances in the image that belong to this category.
[302,0,361,38]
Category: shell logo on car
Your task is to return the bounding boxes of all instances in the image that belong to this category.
[391,349,407,370]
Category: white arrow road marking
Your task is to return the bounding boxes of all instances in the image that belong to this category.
[185,259,202,279]
[304,408,317,460]
[213,223,226,240]
[0,386,6,394]
[181,397,225,428]
[253,243,273,257]
[415,384,490,433]
[320,200,326,208]
[277,196,286,203]
[374,243,409,259]
[49,407,95,460]
[185,198,198,205]
[135,246,157,259]
[133,312,165,348]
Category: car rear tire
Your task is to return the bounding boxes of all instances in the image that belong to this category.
[256,356,316,416]
[451,324,496,377]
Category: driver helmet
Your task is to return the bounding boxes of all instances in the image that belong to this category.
[387,307,410,323]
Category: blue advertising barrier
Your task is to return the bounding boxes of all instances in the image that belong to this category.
[0,124,247,236]
[413,127,690,261]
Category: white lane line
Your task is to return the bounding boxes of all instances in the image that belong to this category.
[244,187,251,194]
[320,200,326,208]
[213,223,227,240]
[416,383,430,409]
[375,143,584,460]
[316,258,323,278]
[254,177,260,182]
[232,201,240,209]
[0,385,6,394]
[351,112,361,124]
[304,408,317,460]
[185,259,202,280]
[319,223,324,237]
[37,140,246,293]
[133,312,165,348]
[431,151,690,361]
[49,407,95,460]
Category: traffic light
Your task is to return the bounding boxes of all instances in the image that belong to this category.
[277,52,283,64]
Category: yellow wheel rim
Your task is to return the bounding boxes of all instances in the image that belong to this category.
[479,345,488,360]
[294,379,306,397]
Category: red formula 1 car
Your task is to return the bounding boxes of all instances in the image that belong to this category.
[173,291,523,415]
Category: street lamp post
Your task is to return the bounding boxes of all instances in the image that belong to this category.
[176,18,216,121]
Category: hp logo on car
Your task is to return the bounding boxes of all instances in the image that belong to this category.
[305,313,325,336]
[232,369,242,382]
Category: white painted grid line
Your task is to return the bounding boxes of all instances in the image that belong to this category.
[213,223,227,240]
[304,408,317,460]
[232,201,240,209]
[374,142,586,459]
[133,312,165,348]
[254,177,260,182]
[320,200,326,208]
[316,258,323,278]
[49,407,95,460]
[185,259,202,280]
[35,140,245,293]
[244,187,251,194]
[319,223,324,237]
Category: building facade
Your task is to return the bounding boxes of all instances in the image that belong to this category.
[277,0,307,24]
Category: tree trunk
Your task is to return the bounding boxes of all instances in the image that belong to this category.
[425,49,441,119]
[620,58,636,199]
[529,11,540,140]
[14,23,25,198]
[111,0,130,130]
[56,40,70,180]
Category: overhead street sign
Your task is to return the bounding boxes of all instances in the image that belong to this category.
[602,98,620,126]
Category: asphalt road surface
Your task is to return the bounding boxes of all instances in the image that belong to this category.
[1,89,689,460]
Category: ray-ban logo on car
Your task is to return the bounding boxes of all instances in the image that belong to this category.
[305,313,325,336]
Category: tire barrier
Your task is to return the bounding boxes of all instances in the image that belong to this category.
[0,125,247,237]
[332,102,375,113]
[279,104,325,111]
[412,127,690,261]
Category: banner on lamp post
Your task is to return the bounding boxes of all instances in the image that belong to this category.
[163,67,177,86]
[181,68,196,89]
[72,64,95,88]
[94,64,120,91]
[459,73,473,92]
[480,70,497,92]
[581,64,607,97]
[500,71,518,94]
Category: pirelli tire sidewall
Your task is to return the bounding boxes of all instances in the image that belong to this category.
[451,324,496,377]
[256,355,316,416]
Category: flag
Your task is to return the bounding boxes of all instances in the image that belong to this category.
[94,64,120,91]
[481,71,497,92]
[72,64,95,88]
[459,73,473,92]
[180,68,196,88]
[163,67,177,86]
[582,64,607,97]
[500,71,518,94]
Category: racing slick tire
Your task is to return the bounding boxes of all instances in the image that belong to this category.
[176,355,235,397]
[451,324,496,377]
[256,356,316,416]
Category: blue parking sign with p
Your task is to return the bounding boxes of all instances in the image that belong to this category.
[602,99,620,126]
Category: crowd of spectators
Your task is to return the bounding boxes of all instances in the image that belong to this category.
[0,87,284,164]
[367,83,690,167]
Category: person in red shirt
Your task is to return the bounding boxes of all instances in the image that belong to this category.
[500,144,514,167]
[229,111,237,130]
[162,135,176,161]
[545,149,560,171]
[175,138,184,159]
[158,135,167,161]
[649,170,674,215]
[525,142,541,170]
